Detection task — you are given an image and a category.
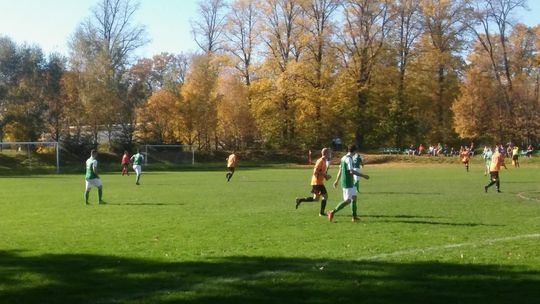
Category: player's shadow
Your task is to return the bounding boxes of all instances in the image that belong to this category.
[363,191,443,195]
[362,214,447,219]
[0,250,538,304]
[106,202,186,206]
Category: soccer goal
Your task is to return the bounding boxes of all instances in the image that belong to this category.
[143,144,195,166]
[0,141,60,173]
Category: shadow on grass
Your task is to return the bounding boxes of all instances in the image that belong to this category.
[106,202,186,206]
[363,191,443,195]
[1,251,538,304]
[367,219,504,227]
[362,214,448,219]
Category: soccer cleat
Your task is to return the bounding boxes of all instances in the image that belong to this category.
[295,198,301,209]
[319,213,326,217]
[497,190,501,193]
[327,211,334,222]
[484,186,488,193]
[136,182,140,185]
[352,217,360,223]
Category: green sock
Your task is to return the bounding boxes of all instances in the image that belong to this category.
[334,200,350,214]
[136,175,140,183]
[84,191,89,203]
[98,188,103,202]
[351,199,357,217]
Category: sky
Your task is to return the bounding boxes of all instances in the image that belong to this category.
[0,0,539,59]
[0,0,200,58]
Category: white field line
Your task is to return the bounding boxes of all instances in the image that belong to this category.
[517,192,540,202]
[357,233,540,261]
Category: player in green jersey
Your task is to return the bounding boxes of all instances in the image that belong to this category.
[130,150,145,185]
[85,149,104,204]
[328,145,369,222]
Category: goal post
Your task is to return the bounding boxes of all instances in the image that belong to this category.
[143,144,195,166]
[0,141,60,173]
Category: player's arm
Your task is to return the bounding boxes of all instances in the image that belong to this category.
[333,167,342,189]
[92,162,99,178]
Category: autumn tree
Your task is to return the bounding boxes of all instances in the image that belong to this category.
[180,55,220,150]
[466,0,527,140]
[69,0,148,146]
[192,0,228,54]
[338,0,393,147]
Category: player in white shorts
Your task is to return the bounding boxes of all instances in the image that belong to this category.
[130,150,145,185]
[85,149,104,204]
[328,144,369,222]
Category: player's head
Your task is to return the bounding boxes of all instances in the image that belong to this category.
[321,147,330,158]
[124,150,128,154]
[348,144,357,153]
[90,149,97,157]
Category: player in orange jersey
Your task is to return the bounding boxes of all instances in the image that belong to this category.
[295,148,332,216]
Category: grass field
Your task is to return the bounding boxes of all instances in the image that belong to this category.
[1,160,539,303]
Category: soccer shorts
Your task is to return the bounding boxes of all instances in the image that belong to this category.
[489,171,499,181]
[227,166,235,173]
[133,165,142,175]
[85,178,102,191]
[311,185,327,196]
[512,155,518,161]
[342,187,357,201]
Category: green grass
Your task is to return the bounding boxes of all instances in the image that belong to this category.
[1,161,539,303]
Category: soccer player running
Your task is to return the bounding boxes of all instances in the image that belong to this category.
[485,145,507,193]
[121,150,130,176]
[295,148,332,216]
[460,146,470,172]
[85,149,104,205]
[328,145,369,223]
[130,150,144,185]
[226,151,237,182]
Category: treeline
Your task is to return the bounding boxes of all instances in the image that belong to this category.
[0,0,539,153]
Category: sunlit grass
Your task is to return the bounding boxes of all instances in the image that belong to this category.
[0,162,539,303]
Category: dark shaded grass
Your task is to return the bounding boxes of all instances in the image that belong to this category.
[1,251,539,304]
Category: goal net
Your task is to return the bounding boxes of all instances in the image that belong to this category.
[0,141,60,173]
[143,145,195,167]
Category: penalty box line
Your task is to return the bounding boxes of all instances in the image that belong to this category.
[357,233,540,261]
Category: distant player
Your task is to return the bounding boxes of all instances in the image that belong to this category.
[85,149,104,205]
[130,150,144,185]
[121,150,130,176]
[485,145,507,193]
[226,151,237,182]
[328,145,369,223]
[295,148,332,216]
[482,146,493,176]
[512,146,520,168]
[460,146,470,172]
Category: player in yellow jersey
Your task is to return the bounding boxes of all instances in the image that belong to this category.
[295,148,332,216]
[226,151,237,182]
[485,145,507,193]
